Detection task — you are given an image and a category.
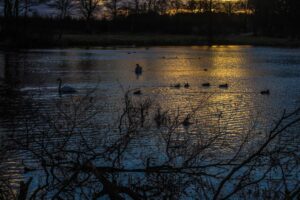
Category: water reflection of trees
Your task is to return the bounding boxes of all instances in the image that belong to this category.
[1,89,299,199]
[0,53,39,200]
[0,51,42,125]
[0,52,27,127]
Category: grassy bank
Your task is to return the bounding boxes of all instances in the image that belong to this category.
[1,34,300,48]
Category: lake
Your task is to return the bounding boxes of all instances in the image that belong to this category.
[1,46,300,129]
[1,46,300,192]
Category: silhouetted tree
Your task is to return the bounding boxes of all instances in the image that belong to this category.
[79,0,101,32]
[186,0,197,12]
[104,0,124,19]
[48,0,76,38]
[169,0,183,13]
[132,0,140,14]
[49,0,76,19]
[249,0,300,37]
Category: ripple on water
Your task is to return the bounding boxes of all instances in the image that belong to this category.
[1,46,300,187]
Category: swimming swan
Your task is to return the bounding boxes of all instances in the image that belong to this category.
[57,78,77,95]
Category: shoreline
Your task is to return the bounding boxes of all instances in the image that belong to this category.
[1,34,300,49]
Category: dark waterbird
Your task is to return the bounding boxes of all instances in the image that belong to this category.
[135,64,143,75]
[171,83,181,88]
[184,83,190,88]
[57,78,77,95]
[182,115,192,127]
[260,90,270,95]
[219,84,229,89]
[133,90,142,95]
[202,83,210,87]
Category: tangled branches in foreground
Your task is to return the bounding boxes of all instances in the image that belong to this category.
[3,90,300,200]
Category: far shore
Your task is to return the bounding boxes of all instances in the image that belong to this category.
[1,34,300,49]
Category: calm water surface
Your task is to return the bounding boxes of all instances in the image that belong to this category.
[1,46,300,126]
[1,46,300,187]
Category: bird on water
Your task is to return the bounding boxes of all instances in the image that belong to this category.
[57,78,77,96]
[135,64,143,75]
[260,90,270,95]
[219,84,229,89]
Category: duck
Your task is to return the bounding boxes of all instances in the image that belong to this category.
[202,83,210,87]
[57,78,77,95]
[172,83,181,88]
[184,83,190,88]
[260,90,270,95]
[23,166,35,173]
[133,90,142,95]
[182,115,192,127]
[219,84,229,89]
[135,64,143,75]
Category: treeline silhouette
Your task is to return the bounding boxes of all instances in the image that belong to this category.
[1,0,300,47]
[250,0,300,37]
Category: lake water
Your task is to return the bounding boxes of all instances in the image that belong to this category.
[1,46,300,191]
[1,46,300,128]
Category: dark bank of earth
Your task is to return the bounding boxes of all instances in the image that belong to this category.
[1,34,300,49]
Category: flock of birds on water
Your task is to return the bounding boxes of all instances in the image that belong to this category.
[56,63,271,96]
[132,63,270,96]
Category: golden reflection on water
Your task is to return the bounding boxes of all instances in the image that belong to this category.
[146,46,252,83]
[145,45,259,135]
[209,46,251,78]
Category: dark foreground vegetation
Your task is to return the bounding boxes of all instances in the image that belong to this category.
[0,89,300,199]
[1,0,300,48]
